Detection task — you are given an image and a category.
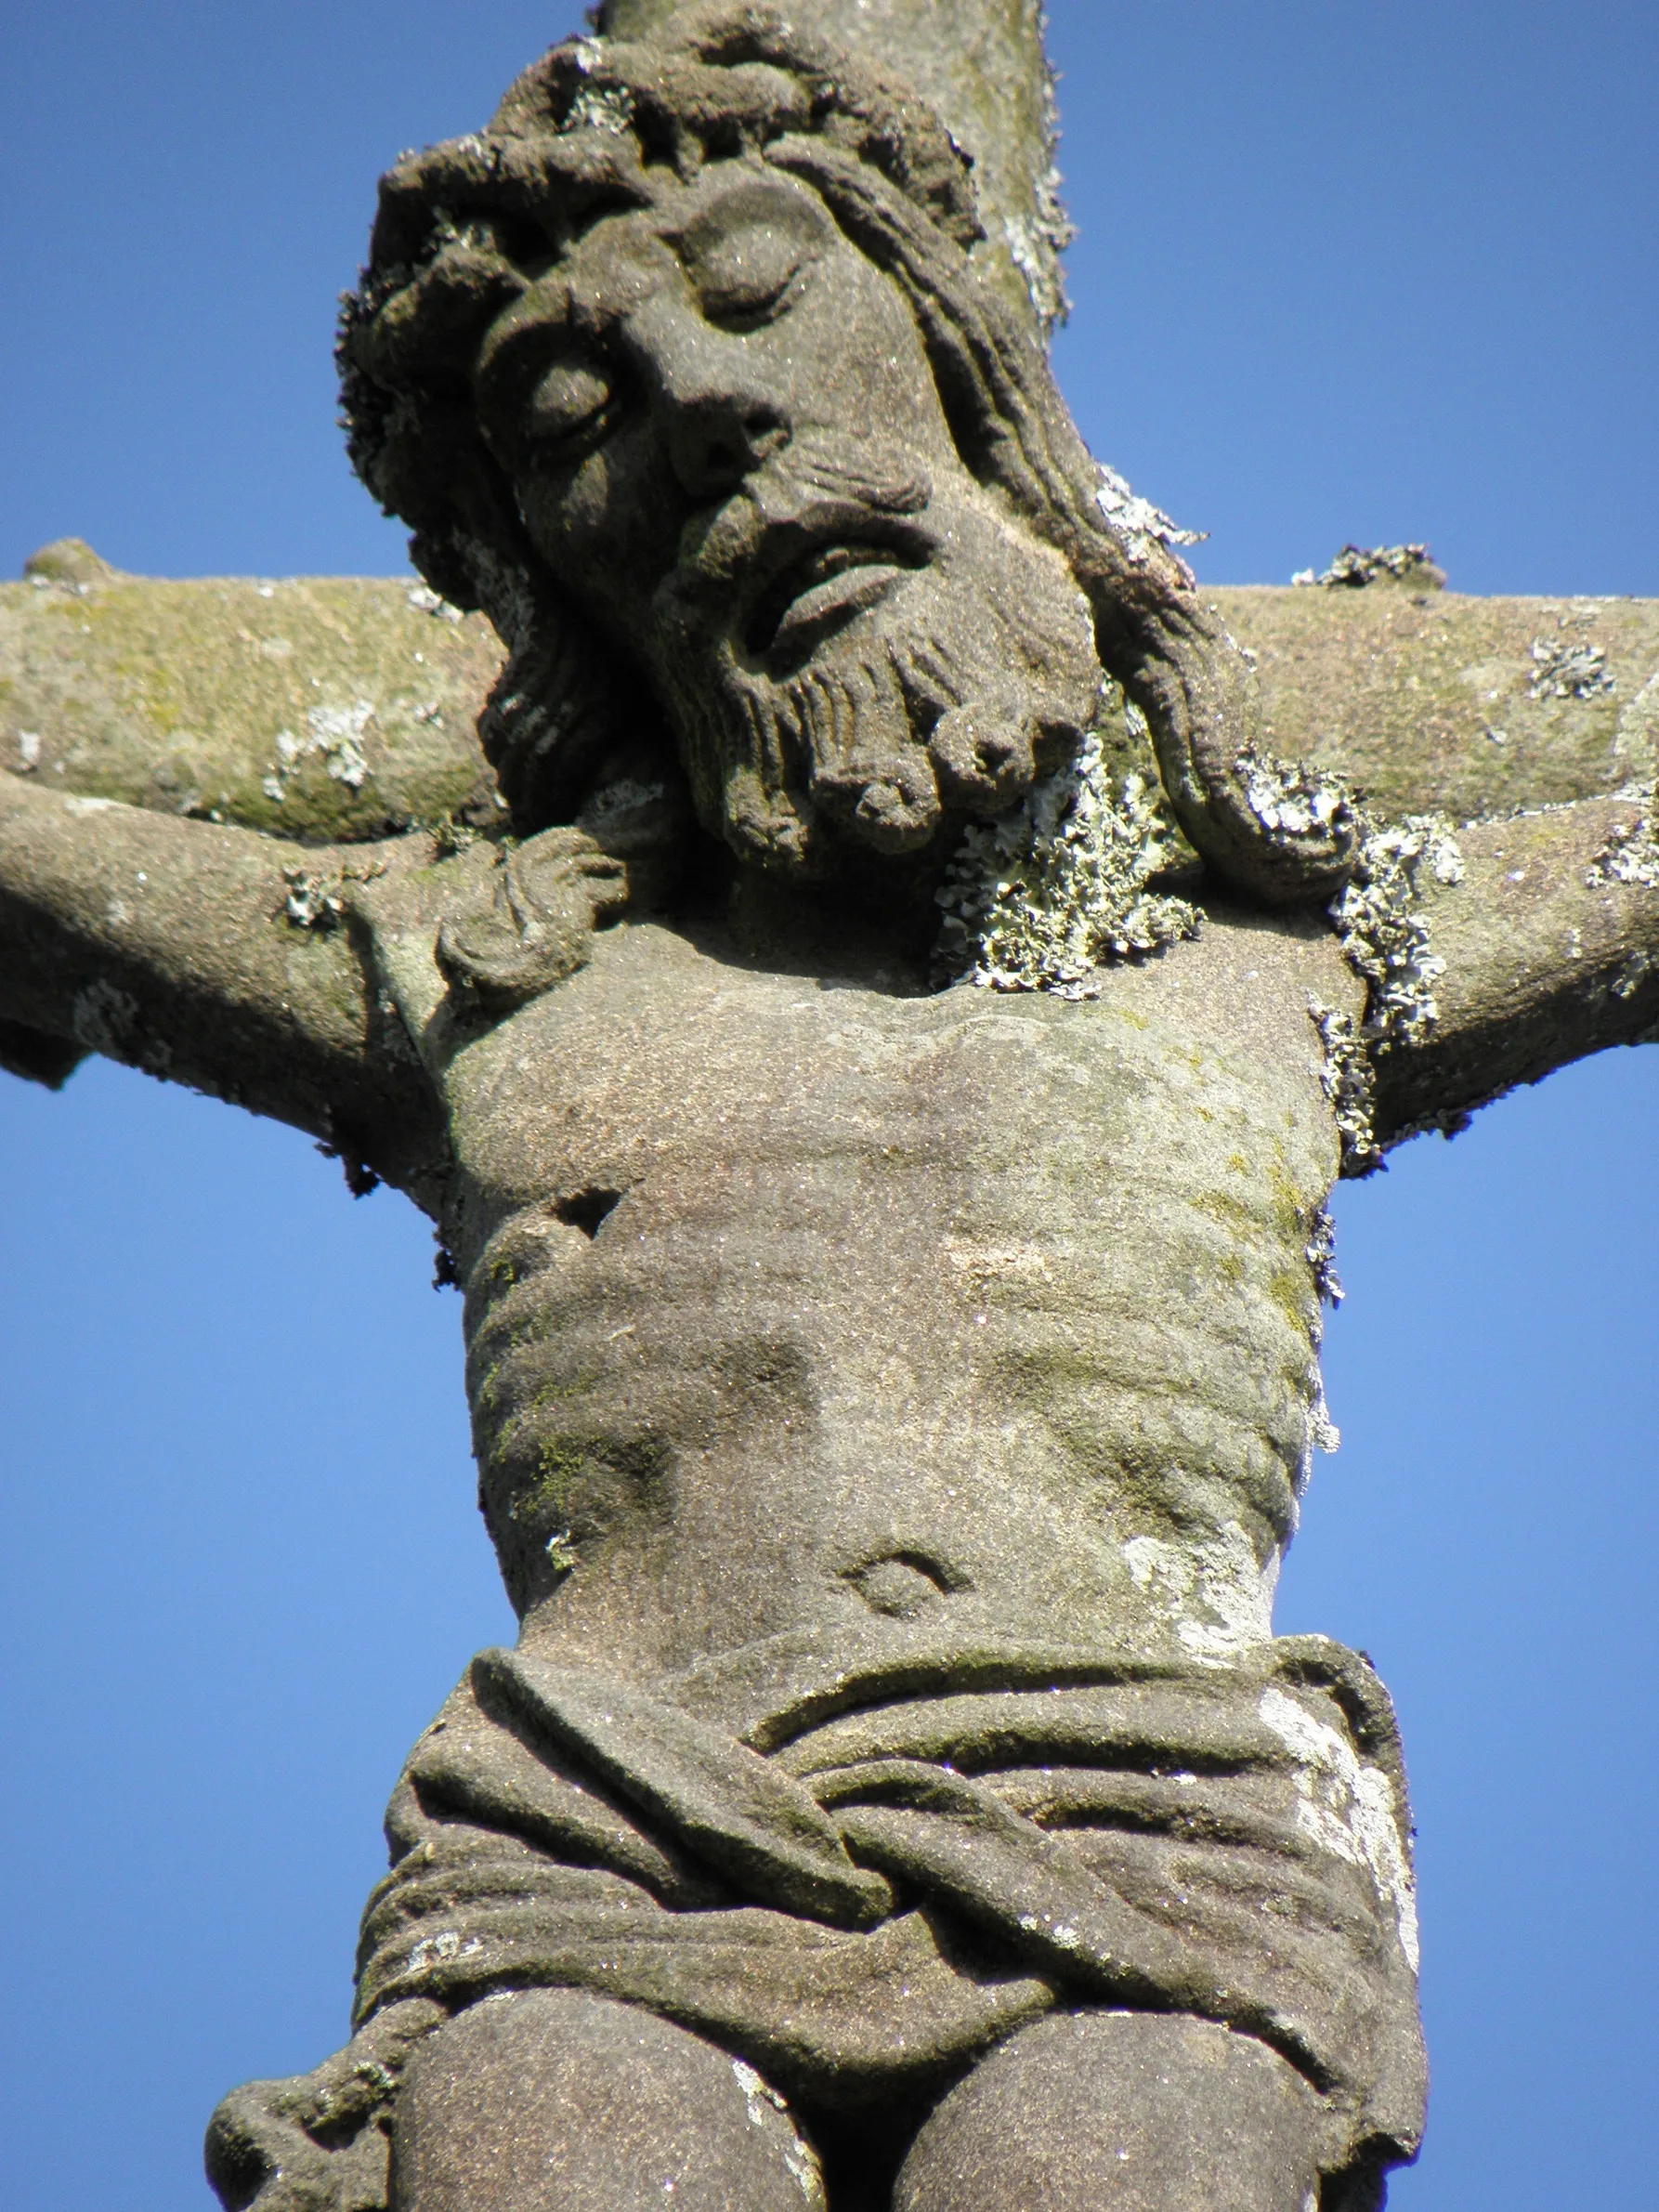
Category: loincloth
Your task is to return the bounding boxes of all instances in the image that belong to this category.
[207,1630,1425,2210]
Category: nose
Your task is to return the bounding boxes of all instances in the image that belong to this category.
[665,391,790,501]
[638,314,790,500]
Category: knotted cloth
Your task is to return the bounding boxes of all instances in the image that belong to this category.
[207,1630,1425,2211]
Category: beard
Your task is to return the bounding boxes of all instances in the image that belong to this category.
[647,438,1103,878]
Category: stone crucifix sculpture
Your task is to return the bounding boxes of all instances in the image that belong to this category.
[3,7,1657,2209]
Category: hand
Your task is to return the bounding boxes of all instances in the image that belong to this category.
[435,828,629,1014]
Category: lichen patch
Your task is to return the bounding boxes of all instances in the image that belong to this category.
[1236,746,1352,842]
[1292,543,1444,591]
[1327,815,1464,1052]
[263,700,377,806]
[1258,1685,1419,1974]
[935,709,1200,999]
[283,868,345,930]
[1309,1001,1381,1177]
[1529,634,1614,701]
[1586,786,1659,888]
[1093,466,1205,565]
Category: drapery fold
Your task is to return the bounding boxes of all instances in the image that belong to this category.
[209,1632,1426,2211]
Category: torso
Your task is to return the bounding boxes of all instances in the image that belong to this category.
[421,907,1353,1683]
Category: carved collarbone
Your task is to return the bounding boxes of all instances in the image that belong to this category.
[436,828,628,1015]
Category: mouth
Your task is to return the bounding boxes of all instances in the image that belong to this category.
[743,536,925,661]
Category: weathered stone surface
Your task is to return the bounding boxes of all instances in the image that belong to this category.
[390,1990,827,2212]
[0,772,446,1185]
[895,2011,1327,2212]
[1211,578,1659,824]
[1,542,501,842]
[601,0,1071,338]
[425,903,1346,1655]
[9,559,1656,846]
[6,7,1654,2209]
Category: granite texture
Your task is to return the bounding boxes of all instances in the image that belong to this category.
[5,6,1657,2208]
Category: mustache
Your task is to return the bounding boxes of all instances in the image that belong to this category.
[762,440,933,517]
[672,438,934,596]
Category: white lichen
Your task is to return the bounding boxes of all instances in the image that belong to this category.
[1257,1686,1419,1974]
[1612,949,1653,1000]
[1298,1210,1344,1462]
[1122,1522,1277,1660]
[1586,790,1659,889]
[1307,1372,1341,1460]
[1308,1001,1381,1177]
[402,1928,484,1975]
[999,51,1077,336]
[406,582,464,622]
[1004,208,1070,335]
[935,716,1200,999]
[563,80,635,137]
[425,205,503,261]
[1304,1204,1343,1307]
[264,701,377,805]
[1291,543,1442,590]
[1529,635,1614,701]
[1093,465,1206,563]
[1327,815,1465,1052]
[730,2061,824,2207]
[1235,745,1352,841]
[283,868,344,931]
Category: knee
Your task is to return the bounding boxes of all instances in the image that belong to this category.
[896,2009,1325,2212]
[390,1989,823,2212]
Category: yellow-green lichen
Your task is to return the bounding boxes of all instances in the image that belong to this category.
[512,1437,597,1525]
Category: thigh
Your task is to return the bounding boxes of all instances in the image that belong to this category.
[895,2009,1324,2212]
[390,1988,824,2212]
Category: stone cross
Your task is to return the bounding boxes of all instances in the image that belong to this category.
[3,7,1655,2209]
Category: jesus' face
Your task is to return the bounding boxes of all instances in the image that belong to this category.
[472,160,1100,874]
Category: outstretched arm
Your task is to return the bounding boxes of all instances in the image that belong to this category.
[0,775,447,1198]
[1372,792,1659,1145]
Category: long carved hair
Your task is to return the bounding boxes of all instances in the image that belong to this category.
[339,2,1352,901]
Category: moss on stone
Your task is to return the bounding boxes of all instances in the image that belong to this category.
[2,558,502,843]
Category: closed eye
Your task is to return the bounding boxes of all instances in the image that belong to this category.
[476,307,622,472]
[691,222,807,328]
[673,192,827,332]
[527,360,618,455]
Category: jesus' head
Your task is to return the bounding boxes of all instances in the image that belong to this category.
[340,4,1355,905]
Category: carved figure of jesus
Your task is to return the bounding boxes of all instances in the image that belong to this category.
[4,10,1655,2211]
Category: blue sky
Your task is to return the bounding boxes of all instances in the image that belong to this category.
[2,5,1654,2206]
